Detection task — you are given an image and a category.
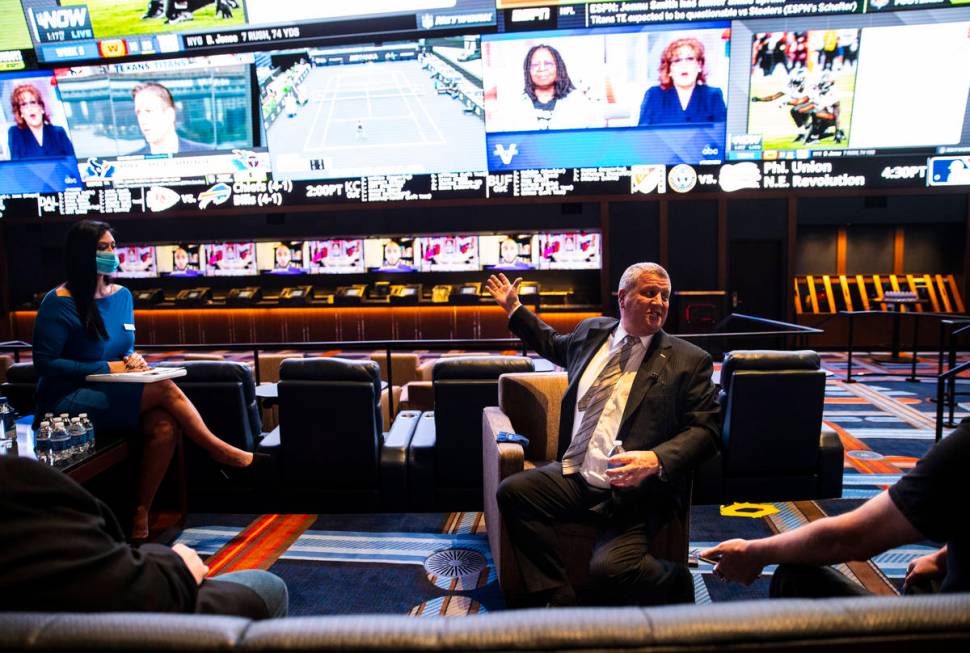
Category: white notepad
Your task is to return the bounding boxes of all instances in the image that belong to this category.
[86,367,187,383]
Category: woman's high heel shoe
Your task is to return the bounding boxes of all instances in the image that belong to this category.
[219,452,271,483]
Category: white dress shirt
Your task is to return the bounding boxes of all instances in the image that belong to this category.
[572,326,652,488]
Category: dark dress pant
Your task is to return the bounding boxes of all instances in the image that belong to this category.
[497,462,694,606]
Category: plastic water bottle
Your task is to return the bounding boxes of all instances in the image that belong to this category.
[79,413,95,453]
[50,420,71,463]
[0,397,15,449]
[68,418,87,458]
[34,421,54,465]
[607,440,625,470]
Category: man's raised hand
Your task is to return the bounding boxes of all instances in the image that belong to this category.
[486,273,523,316]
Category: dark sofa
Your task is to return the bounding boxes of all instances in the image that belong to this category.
[3,595,970,652]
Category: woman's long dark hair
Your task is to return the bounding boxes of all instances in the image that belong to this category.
[522,44,575,102]
[65,220,113,340]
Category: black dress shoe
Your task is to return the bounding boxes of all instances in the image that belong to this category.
[219,452,272,482]
[545,585,577,607]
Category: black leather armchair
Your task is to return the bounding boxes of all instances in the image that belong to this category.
[271,357,418,511]
[693,350,843,504]
[0,362,37,417]
[409,356,534,510]
[157,361,263,499]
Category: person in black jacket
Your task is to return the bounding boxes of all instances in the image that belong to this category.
[486,262,720,607]
[702,417,970,596]
[0,457,287,618]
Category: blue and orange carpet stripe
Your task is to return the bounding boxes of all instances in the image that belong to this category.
[171,370,966,613]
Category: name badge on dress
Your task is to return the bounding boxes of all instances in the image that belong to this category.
[123,323,136,331]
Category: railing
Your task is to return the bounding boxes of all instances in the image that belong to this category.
[936,359,970,443]
[1,313,824,417]
[840,310,968,383]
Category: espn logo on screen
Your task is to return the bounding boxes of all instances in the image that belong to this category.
[29,6,94,44]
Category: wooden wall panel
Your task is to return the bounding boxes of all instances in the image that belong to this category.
[11,307,599,346]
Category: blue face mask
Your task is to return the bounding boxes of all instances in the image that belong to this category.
[95,251,120,275]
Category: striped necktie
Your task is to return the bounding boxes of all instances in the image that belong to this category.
[562,334,638,474]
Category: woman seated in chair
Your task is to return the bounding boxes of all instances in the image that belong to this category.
[32,220,256,540]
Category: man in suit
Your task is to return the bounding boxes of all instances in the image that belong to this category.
[131,82,210,156]
[486,262,719,607]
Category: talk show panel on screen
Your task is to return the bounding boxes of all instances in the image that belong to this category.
[480,234,535,271]
[258,35,485,183]
[51,54,265,188]
[364,237,417,273]
[0,70,83,194]
[305,239,365,275]
[482,23,730,171]
[415,235,479,272]
[202,242,256,277]
[115,245,157,279]
[535,232,600,270]
[156,243,203,277]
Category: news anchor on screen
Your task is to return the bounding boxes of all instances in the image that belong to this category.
[131,82,210,155]
[637,38,726,126]
[496,44,603,131]
[6,83,76,159]
[168,245,202,277]
[270,244,303,274]
[492,237,533,271]
[32,221,257,540]
[378,240,414,272]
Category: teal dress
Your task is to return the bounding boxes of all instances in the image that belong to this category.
[32,287,144,430]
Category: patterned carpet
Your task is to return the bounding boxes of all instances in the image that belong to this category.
[169,369,967,613]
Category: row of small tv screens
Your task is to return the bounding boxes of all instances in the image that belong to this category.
[2,6,969,196]
[113,231,601,278]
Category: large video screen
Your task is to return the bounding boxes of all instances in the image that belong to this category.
[0,70,83,194]
[52,54,264,188]
[22,1,496,64]
[727,10,970,166]
[259,35,485,181]
[482,22,730,171]
[4,4,970,216]
[0,0,33,71]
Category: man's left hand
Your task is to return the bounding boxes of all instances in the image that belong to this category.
[605,450,661,488]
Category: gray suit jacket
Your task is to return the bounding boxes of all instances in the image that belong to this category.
[509,308,720,526]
